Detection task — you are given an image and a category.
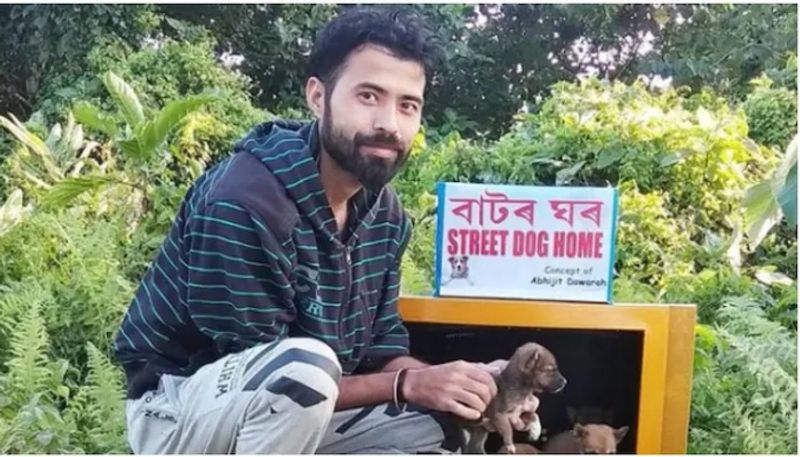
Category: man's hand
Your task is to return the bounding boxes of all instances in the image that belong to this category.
[476,359,508,377]
[402,361,498,420]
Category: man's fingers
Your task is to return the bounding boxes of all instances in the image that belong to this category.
[452,387,487,413]
[447,399,482,421]
[462,378,494,406]
[477,363,503,377]
[465,366,498,397]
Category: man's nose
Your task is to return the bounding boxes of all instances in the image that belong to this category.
[373,106,399,138]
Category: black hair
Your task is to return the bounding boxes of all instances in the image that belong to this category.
[308,6,445,88]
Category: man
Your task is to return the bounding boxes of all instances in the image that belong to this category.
[114,7,528,454]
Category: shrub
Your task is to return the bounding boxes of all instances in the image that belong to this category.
[743,76,798,151]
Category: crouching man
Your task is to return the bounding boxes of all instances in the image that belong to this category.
[113,7,529,454]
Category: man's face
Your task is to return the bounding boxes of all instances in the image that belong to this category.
[317,45,426,190]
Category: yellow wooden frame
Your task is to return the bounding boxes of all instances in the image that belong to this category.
[398,296,696,454]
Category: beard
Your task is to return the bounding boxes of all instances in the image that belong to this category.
[319,104,410,191]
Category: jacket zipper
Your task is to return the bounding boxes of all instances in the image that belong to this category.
[335,240,354,341]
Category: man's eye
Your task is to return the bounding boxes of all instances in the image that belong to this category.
[359,92,377,103]
[401,102,419,113]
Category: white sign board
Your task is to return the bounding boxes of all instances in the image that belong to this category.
[434,182,619,303]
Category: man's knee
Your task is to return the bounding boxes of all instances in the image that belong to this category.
[271,337,342,387]
[279,337,342,376]
[243,337,341,415]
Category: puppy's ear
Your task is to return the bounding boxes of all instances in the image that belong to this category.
[463,256,469,261]
[448,256,455,263]
[522,346,541,373]
[613,426,629,444]
[572,424,588,439]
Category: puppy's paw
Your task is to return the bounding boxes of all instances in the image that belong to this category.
[527,414,542,441]
[505,444,517,454]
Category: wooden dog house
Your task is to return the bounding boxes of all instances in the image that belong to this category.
[398,296,696,454]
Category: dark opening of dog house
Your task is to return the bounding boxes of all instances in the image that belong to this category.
[407,324,643,454]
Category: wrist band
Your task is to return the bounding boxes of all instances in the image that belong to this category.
[397,368,408,402]
[392,368,408,409]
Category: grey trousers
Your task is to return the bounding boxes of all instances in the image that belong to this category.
[126,337,458,454]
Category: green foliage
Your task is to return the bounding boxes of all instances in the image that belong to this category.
[0,210,135,365]
[0,298,74,453]
[102,72,145,129]
[0,112,109,203]
[74,71,221,165]
[501,79,776,230]
[0,4,160,118]
[611,272,658,303]
[0,294,129,453]
[765,52,798,92]
[690,297,797,454]
[661,267,770,324]
[159,4,338,113]
[0,188,31,236]
[739,136,798,254]
[743,76,798,150]
[63,343,128,453]
[85,34,267,157]
[641,4,798,99]
[615,182,695,288]
[23,72,217,210]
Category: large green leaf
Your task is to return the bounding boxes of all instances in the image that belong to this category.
[0,114,50,159]
[555,160,585,185]
[740,135,798,248]
[134,93,219,160]
[0,114,64,181]
[774,136,797,227]
[0,188,31,237]
[742,181,782,250]
[118,139,142,159]
[659,149,691,167]
[72,102,119,137]
[102,72,145,129]
[595,149,624,169]
[776,162,796,227]
[40,175,117,209]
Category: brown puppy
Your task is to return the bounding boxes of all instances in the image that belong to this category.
[463,342,567,454]
[542,424,628,454]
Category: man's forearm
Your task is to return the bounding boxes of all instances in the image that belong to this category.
[335,372,396,410]
[335,356,428,410]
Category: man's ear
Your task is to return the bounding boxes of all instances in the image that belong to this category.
[305,76,326,118]
[614,426,629,443]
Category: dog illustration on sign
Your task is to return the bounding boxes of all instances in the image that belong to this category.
[443,255,474,286]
